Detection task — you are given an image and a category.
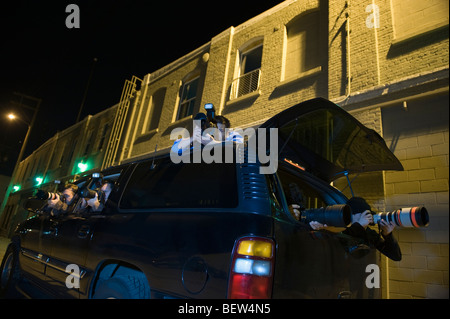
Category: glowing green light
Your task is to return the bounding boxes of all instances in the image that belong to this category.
[35,177,43,185]
[77,162,88,173]
[13,185,21,192]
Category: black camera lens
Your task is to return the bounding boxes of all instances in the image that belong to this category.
[301,204,352,228]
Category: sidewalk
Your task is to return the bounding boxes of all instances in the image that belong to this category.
[0,236,11,261]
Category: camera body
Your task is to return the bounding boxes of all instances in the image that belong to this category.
[78,173,105,203]
[78,187,105,203]
[194,103,217,131]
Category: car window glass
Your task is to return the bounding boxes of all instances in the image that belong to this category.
[120,159,238,209]
[277,168,327,210]
[265,174,284,215]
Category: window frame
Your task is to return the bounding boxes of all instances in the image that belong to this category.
[176,76,200,121]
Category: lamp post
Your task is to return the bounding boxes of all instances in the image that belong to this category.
[0,93,41,231]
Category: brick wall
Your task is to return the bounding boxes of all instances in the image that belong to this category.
[382,94,449,298]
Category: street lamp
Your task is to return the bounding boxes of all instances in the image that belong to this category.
[0,93,41,231]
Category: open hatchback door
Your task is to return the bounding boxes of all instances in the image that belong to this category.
[259,98,403,183]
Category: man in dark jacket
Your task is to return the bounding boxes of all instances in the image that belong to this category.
[344,197,402,261]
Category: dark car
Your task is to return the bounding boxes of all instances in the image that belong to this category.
[1,98,403,299]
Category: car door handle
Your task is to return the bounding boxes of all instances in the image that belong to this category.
[78,225,91,239]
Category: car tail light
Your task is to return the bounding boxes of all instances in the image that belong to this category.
[228,236,275,299]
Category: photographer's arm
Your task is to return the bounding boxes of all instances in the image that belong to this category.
[374,221,402,261]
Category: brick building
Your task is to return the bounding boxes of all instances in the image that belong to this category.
[1,0,448,298]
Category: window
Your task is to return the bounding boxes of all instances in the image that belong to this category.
[147,88,166,131]
[230,42,263,100]
[391,0,448,42]
[277,168,327,210]
[84,131,94,156]
[120,159,238,209]
[177,77,199,120]
[58,143,67,167]
[284,10,321,80]
[97,123,109,151]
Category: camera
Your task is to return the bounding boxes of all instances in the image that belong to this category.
[371,207,429,228]
[289,182,352,227]
[194,103,217,130]
[301,204,352,227]
[204,103,216,124]
[35,189,65,202]
[23,189,65,213]
[78,172,105,203]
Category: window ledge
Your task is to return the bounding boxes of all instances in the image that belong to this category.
[138,128,159,139]
[278,66,322,89]
[391,23,448,46]
[226,90,261,106]
[168,115,193,129]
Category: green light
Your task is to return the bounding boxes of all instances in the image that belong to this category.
[77,162,88,172]
[13,185,21,192]
[35,177,43,185]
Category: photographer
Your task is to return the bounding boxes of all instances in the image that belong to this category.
[79,180,113,213]
[343,197,402,261]
[43,184,80,216]
[215,115,244,143]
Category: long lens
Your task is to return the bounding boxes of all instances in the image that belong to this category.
[35,189,60,200]
[373,207,429,228]
[302,204,352,227]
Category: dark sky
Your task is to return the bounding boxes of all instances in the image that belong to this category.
[0,0,284,175]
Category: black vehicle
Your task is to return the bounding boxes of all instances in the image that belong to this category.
[1,98,404,299]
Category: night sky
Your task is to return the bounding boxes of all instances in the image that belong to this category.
[0,0,284,175]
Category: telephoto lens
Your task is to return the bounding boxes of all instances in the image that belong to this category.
[35,189,62,201]
[301,204,352,227]
[372,207,429,228]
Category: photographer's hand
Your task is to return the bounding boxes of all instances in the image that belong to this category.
[379,219,395,237]
[47,193,61,208]
[309,221,328,230]
[290,204,301,220]
[354,210,373,228]
[87,193,101,211]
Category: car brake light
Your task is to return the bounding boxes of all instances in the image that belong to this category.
[228,236,275,299]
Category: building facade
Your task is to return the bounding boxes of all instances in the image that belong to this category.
[1,0,448,298]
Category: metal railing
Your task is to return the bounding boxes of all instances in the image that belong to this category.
[230,68,261,100]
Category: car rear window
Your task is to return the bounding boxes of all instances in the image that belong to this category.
[120,158,238,209]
